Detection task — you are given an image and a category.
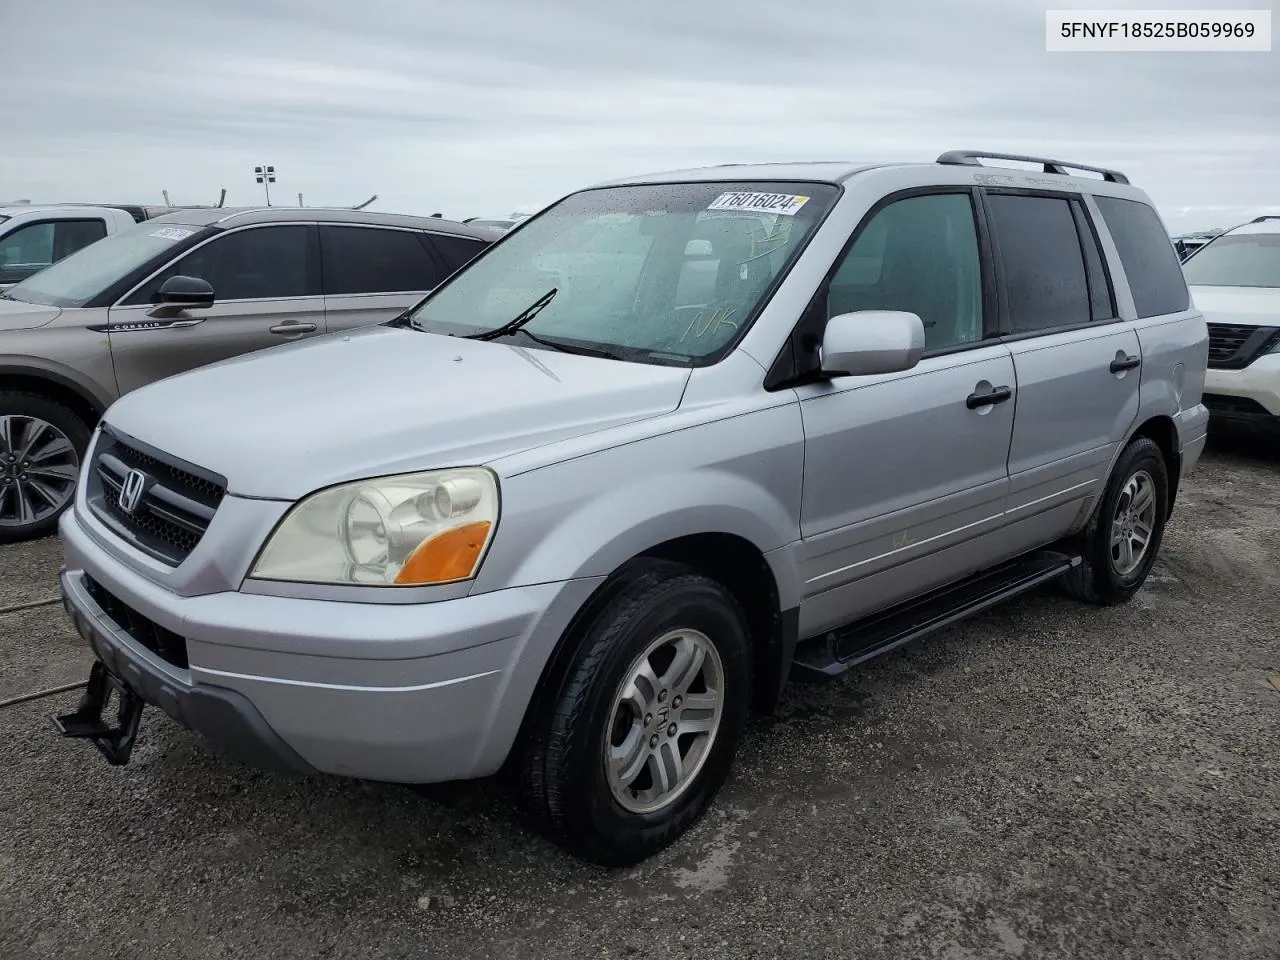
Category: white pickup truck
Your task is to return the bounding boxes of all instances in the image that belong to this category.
[0,204,211,290]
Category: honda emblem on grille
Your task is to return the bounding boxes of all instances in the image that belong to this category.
[118,469,147,515]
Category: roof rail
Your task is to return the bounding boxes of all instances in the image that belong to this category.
[936,150,1130,185]
[1250,215,1280,223]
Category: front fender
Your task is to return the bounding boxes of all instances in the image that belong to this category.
[470,403,805,606]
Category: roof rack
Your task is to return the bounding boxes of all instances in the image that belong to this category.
[936,150,1130,185]
[1250,215,1280,223]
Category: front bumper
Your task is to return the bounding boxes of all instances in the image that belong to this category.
[59,505,601,783]
[1204,354,1280,435]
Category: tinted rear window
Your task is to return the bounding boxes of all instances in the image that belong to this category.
[987,194,1090,332]
[321,226,441,295]
[1094,196,1190,317]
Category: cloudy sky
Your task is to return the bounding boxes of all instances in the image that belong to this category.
[3,0,1276,232]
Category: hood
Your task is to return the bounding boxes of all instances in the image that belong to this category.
[102,325,691,499]
[0,296,61,332]
[1189,285,1280,327]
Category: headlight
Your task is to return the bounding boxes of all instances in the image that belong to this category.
[249,468,498,586]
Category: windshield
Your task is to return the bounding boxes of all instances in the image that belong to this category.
[1182,233,1280,288]
[408,181,839,364]
[4,222,203,307]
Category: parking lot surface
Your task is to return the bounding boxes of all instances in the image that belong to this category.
[1,442,1277,960]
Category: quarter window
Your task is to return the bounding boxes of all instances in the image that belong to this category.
[1095,196,1192,316]
[321,226,442,295]
[127,225,313,303]
[426,233,489,273]
[826,193,985,351]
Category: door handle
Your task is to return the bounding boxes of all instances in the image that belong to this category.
[269,322,317,336]
[1110,353,1141,373]
[966,384,1013,409]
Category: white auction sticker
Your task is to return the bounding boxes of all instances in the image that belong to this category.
[1046,9,1271,51]
[149,227,196,241]
[706,192,810,216]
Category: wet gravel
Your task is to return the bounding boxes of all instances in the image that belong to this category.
[1,440,1277,960]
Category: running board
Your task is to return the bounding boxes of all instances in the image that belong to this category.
[791,549,1081,681]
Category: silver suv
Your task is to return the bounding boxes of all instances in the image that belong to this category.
[54,152,1209,865]
[0,208,497,541]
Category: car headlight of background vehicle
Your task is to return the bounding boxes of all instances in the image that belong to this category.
[249,468,499,586]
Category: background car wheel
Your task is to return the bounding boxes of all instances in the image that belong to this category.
[1062,436,1169,606]
[514,560,752,866]
[0,392,91,544]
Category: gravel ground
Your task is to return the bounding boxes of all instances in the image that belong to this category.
[1,440,1277,960]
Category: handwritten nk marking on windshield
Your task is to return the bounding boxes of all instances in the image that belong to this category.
[679,307,738,343]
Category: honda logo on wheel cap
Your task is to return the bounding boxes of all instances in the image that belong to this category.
[118,469,147,514]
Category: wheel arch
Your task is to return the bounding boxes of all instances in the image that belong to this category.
[0,363,108,430]
[1129,414,1180,517]
[509,529,797,778]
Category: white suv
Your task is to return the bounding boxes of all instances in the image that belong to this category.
[1183,216,1280,437]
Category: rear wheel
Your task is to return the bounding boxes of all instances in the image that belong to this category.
[514,561,752,866]
[1062,437,1169,606]
[0,392,91,543]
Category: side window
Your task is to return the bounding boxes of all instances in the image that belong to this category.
[427,233,489,273]
[986,194,1090,332]
[826,193,985,351]
[0,222,55,283]
[53,219,108,261]
[321,226,442,295]
[127,225,313,304]
[1094,196,1191,318]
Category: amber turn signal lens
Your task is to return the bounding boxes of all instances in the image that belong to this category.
[394,521,492,585]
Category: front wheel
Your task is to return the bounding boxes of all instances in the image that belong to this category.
[0,392,91,543]
[1062,436,1169,606]
[514,561,752,866]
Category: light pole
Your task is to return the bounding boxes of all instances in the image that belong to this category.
[254,164,277,206]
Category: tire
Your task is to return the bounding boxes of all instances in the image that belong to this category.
[1061,437,1169,606]
[514,560,752,866]
[0,391,92,544]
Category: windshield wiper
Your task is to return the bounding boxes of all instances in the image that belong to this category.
[464,287,557,341]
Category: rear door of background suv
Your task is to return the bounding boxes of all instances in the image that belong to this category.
[319,225,446,333]
[983,189,1141,526]
[108,223,326,394]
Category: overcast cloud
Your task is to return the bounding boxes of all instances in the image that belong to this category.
[2,0,1276,231]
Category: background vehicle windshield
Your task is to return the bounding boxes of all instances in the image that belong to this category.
[409,181,839,364]
[1182,233,1280,288]
[4,222,202,307]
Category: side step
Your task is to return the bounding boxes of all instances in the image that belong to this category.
[791,549,1081,681]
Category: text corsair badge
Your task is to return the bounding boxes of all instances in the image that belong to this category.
[117,469,147,514]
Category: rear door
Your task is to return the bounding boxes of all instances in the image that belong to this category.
[984,190,1141,523]
[107,223,325,393]
[319,225,445,333]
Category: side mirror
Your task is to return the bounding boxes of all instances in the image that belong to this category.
[157,275,215,308]
[820,310,925,377]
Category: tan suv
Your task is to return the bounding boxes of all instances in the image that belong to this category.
[0,207,499,541]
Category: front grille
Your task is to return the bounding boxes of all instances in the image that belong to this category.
[1206,323,1280,369]
[83,574,189,668]
[85,427,226,566]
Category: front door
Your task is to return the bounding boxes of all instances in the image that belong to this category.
[795,190,1017,638]
[108,224,325,394]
